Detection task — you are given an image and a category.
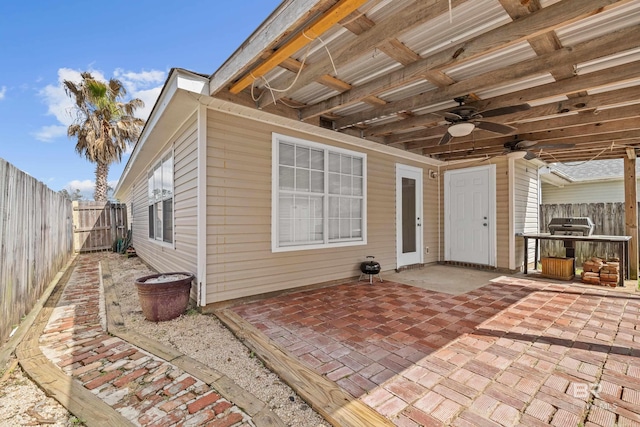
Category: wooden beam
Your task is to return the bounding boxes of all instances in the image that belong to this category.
[210,0,335,95]
[317,74,353,92]
[259,0,469,108]
[279,57,306,73]
[333,24,640,128]
[297,0,632,118]
[229,0,369,94]
[366,113,443,136]
[624,155,638,280]
[361,95,387,107]
[377,39,421,65]
[339,9,375,35]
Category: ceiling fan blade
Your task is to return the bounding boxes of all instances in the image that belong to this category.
[475,121,516,134]
[438,131,453,145]
[443,112,463,121]
[527,142,576,150]
[480,103,531,118]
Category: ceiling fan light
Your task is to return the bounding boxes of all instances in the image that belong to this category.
[448,122,475,137]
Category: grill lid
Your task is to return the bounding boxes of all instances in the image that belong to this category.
[548,217,595,236]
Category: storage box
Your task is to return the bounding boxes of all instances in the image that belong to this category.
[541,257,574,281]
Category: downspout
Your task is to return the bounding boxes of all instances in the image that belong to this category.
[437,165,441,262]
[197,105,208,307]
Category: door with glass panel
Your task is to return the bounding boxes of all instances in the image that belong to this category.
[396,164,423,268]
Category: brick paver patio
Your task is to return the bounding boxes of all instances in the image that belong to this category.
[232,276,640,426]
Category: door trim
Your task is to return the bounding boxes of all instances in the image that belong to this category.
[444,164,497,266]
[396,164,423,269]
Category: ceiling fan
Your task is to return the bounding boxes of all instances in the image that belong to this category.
[438,96,531,145]
[503,139,576,160]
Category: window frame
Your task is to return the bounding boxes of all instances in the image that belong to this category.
[147,147,175,247]
[271,133,367,253]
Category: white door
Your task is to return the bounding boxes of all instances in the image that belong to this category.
[396,164,423,268]
[445,165,496,266]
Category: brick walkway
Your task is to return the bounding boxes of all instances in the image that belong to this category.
[233,276,640,426]
[39,256,252,427]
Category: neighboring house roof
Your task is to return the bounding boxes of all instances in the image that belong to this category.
[550,159,640,182]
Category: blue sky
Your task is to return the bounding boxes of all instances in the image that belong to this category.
[0,0,281,198]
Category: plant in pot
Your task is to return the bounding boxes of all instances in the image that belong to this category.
[134,272,194,322]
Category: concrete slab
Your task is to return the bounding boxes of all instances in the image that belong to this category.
[385,264,508,295]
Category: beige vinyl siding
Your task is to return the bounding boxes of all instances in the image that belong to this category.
[438,159,510,270]
[130,114,199,299]
[541,179,640,204]
[205,109,438,303]
[514,159,539,269]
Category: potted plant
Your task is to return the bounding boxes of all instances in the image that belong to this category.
[134,272,194,321]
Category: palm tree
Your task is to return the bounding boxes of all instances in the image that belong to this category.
[64,72,144,201]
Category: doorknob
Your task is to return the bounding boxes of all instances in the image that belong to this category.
[483,223,488,226]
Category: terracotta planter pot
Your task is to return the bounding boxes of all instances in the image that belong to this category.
[134,272,194,322]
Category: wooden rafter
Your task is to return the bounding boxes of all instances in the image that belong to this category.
[228,0,369,94]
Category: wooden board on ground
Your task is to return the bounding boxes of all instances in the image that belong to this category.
[216,308,395,427]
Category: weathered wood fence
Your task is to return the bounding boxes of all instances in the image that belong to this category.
[540,202,632,265]
[0,158,74,345]
[73,201,127,252]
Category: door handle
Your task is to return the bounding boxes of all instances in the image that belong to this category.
[483,223,488,226]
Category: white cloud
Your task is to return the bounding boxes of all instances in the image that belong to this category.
[33,125,67,142]
[133,86,163,121]
[114,69,165,93]
[37,67,165,139]
[65,179,95,192]
[114,68,165,121]
[0,86,6,100]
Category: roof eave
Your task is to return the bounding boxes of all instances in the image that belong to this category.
[115,69,209,197]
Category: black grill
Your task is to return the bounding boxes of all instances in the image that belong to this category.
[359,256,382,284]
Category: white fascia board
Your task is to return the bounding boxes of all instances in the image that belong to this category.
[115,70,209,197]
[199,96,445,167]
[540,171,573,187]
[209,0,320,96]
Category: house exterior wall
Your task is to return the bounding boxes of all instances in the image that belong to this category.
[438,159,510,270]
[541,179,640,204]
[205,109,439,303]
[129,113,199,299]
[514,159,539,269]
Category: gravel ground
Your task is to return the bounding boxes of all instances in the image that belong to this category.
[0,358,78,426]
[107,253,330,427]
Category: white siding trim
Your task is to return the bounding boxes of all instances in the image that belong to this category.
[508,157,516,270]
[197,105,207,307]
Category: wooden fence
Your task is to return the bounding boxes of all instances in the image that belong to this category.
[540,202,631,265]
[0,158,74,345]
[73,201,127,252]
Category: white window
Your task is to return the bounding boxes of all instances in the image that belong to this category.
[148,151,173,244]
[272,133,366,252]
